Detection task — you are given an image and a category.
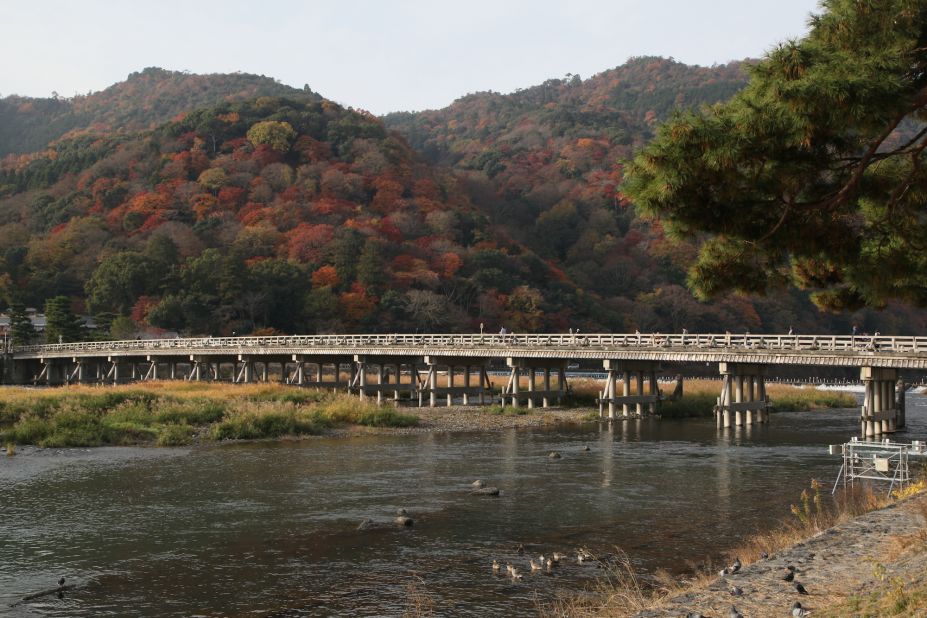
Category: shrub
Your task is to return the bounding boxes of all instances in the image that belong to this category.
[156,423,196,446]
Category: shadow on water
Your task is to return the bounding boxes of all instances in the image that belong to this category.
[1,392,925,616]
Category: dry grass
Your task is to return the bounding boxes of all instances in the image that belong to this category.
[726,480,887,564]
[543,549,717,618]
[401,574,437,618]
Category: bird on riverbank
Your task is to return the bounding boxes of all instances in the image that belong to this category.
[760,551,769,559]
[530,559,542,572]
[545,557,553,570]
[794,581,809,595]
[729,605,743,618]
[492,560,500,573]
[730,558,742,574]
[552,552,566,563]
[729,585,743,596]
[57,577,65,587]
[792,601,808,617]
[510,567,523,580]
[719,567,730,577]
[506,563,514,575]
[783,569,795,582]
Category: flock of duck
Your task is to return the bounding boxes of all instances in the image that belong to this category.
[691,555,811,618]
[490,548,595,581]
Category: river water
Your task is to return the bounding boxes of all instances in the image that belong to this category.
[1,393,925,617]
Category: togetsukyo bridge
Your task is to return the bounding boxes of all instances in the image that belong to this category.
[4,332,924,438]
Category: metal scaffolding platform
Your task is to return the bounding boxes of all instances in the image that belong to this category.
[830,438,927,495]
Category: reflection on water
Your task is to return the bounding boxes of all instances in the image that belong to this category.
[1,393,925,617]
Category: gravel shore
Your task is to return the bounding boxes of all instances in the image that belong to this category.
[635,492,927,617]
[332,405,595,436]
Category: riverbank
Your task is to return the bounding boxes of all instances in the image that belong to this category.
[0,380,859,448]
[635,490,927,617]
[0,383,419,447]
[550,483,927,617]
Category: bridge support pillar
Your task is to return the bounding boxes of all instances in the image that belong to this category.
[462,366,470,406]
[861,367,899,437]
[716,363,769,427]
[502,358,565,408]
[599,360,660,420]
[897,379,906,429]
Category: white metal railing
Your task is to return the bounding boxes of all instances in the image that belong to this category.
[11,332,927,356]
[831,438,927,495]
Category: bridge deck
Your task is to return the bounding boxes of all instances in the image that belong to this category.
[10,333,927,369]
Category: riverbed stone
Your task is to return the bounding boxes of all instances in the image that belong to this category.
[471,486,500,496]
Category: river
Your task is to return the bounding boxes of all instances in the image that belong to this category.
[1,393,924,617]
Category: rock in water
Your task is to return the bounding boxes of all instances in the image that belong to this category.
[471,486,500,496]
[357,518,374,531]
[471,480,485,489]
[548,451,562,459]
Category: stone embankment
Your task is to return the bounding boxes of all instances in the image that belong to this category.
[636,493,927,617]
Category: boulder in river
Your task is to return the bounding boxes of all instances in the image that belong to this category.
[548,451,562,459]
[471,486,500,496]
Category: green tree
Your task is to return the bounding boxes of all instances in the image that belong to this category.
[357,239,386,293]
[9,302,36,346]
[623,0,927,310]
[85,252,152,314]
[44,296,84,343]
[197,167,228,193]
[109,315,137,340]
[246,120,297,152]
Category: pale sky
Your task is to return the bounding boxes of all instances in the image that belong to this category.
[1,0,821,115]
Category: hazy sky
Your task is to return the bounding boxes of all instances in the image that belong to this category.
[2,0,821,115]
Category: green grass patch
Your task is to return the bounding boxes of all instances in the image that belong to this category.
[486,404,529,416]
[156,423,196,446]
[660,393,718,418]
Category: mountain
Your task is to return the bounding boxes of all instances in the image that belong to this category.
[0,67,320,157]
[0,94,592,337]
[384,56,927,335]
[1,61,924,339]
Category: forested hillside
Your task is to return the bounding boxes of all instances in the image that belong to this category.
[1,60,924,340]
[0,95,604,337]
[0,67,319,157]
[385,57,927,335]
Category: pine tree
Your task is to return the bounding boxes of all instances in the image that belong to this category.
[623,0,927,311]
[44,296,84,343]
[9,302,35,347]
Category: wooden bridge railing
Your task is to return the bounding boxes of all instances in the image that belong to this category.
[12,333,927,356]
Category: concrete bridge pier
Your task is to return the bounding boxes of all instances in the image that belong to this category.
[860,367,899,437]
[598,360,659,420]
[897,379,906,429]
[716,363,769,428]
